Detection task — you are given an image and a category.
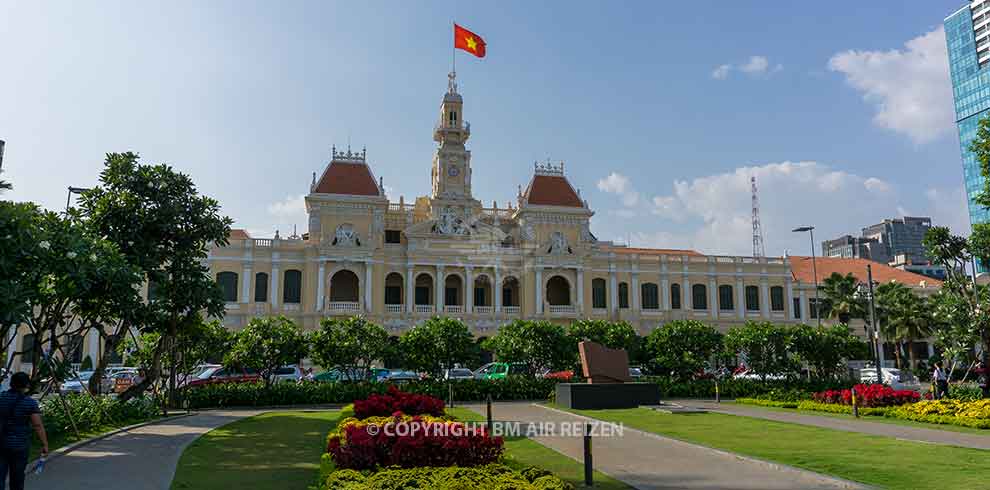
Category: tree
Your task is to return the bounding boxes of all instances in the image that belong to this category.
[644,320,722,381]
[791,324,867,379]
[723,321,799,379]
[567,319,639,355]
[875,282,934,370]
[309,317,389,380]
[929,288,980,380]
[483,320,574,374]
[923,115,990,397]
[819,273,866,324]
[78,152,232,400]
[400,317,477,379]
[225,316,308,385]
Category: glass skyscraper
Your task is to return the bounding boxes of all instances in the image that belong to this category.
[946,2,990,271]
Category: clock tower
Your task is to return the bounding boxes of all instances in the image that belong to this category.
[431,72,474,201]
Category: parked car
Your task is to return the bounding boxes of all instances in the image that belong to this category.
[273,365,304,383]
[60,371,95,394]
[314,367,378,383]
[860,367,922,391]
[179,364,221,387]
[444,368,475,381]
[474,362,529,380]
[732,369,786,381]
[628,367,644,380]
[385,369,421,383]
[110,370,140,393]
[184,366,260,388]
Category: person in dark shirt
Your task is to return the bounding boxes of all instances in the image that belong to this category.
[0,372,47,490]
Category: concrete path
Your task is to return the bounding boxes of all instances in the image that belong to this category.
[26,410,262,490]
[677,400,990,450]
[467,402,867,490]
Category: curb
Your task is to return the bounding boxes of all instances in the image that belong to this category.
[26,412,194,476]
[536,404,874,490]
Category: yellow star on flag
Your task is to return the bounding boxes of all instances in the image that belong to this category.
[465,36,477,51]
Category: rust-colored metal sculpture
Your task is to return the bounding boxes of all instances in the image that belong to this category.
[578,341,632,384]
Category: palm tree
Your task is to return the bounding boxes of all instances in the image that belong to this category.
[875,282,933,370]
[819,272,866,324]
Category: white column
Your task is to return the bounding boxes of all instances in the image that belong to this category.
[683,274,691,311]
[709,278,718,319]
[661,277,670,311]
[436,265,444,312]
[760,280,770,319]
[241,266,252,303]
[364,262,373,312]
[494,267,502,313]
[786,278,796,320]
[406,265,415,313]
[535,267,543,315]
[736,278,745,319]
[465,267,473,313]
[799,289,809,322]
[270,266,280,307]
[609,266,618,313]
[87,327,100,363]
[576,268,584,312]
[316,262,325,311]
[631,270,640,312]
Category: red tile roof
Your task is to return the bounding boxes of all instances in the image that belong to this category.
[229,229,251,240]
[607,246,703,257]
[313,161,381,196]
[524,175,584,207]
[789,256,940,287]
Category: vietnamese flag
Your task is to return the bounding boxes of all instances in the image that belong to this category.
[454,24,486,58]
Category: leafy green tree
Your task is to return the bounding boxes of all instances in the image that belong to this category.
[819,273,866,324]
[78,152,232,400]
[225,316,308,385]
[791,324,867,379]
[483,320,574,374]
[400,317,477,379]
[929,288,980,380]
[644,320,723,380]
[723,321,799,379]
[567,319,639,355]
[309,316,389,380]
[875,282,934,370]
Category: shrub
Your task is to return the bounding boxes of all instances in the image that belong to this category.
[812,384,919,407]
[644,320,723,380]
[796,400,892,417]
[320,463,574,490]
[642,376,845,399]
[353,386,444,419]
[40,394,159,440]
[735,398,800,409]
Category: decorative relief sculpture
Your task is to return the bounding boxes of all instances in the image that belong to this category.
[332,223,360,247]
[547,231,573,255]
[432,206,471,235]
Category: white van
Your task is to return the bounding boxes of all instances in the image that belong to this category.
[859,367,922,392]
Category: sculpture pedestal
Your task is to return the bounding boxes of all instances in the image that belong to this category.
[555,382,660,410]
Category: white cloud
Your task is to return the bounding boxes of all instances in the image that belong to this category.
[711,64,731,80]
[267,193,306,218]
[925,186,971,236]
[597,172,640,212]
[712,55,781,80]
[863,177,892,193]
[828,27,954,144]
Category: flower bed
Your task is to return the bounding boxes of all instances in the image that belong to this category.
[812,384,919,407]
[320,463,574,490]
[735,398,800,409]
[353,385,445,419]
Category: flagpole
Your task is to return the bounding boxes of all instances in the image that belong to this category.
[451,21,456,76]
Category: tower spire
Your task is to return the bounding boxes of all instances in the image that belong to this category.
[751,176,766,258]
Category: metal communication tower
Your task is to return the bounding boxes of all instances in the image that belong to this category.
[751,176,766,257]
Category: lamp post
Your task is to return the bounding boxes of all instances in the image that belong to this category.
[65,186,90,212]
[792,226,821,326]
[856,265,884,383]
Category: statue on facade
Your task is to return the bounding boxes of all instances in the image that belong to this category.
[548,231,572,255]
[332,223,361,247]
[432,206,471,235]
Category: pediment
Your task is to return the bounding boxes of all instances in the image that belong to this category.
[404,216,507,242]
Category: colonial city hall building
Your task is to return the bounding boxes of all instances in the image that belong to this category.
[203,73,940,340]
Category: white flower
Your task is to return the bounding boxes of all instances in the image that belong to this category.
[67,251,77,259]
[90,253,98,261]
[39,241,50,250]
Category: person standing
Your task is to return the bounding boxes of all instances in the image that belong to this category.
[932,361,949,400]
[0,372,48,490]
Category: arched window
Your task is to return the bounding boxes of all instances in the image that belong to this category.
[641,283,659,310]
[592,278,607,309]
[670,283,681,310]
[502,277,520,307]
[217,271,238,303]
[474,275,491,307]
[330,270,360,302]
[444,275,463,306]
[692,284,707,310]
[618,282,629,309]
[771,286,785,311]
[546,275,571,306]
[745,285,760,311]
[718,285,734,311]
[385,273,403,305]
[415,274,433,305]
[283,269,302,304]
[254,272,269,302]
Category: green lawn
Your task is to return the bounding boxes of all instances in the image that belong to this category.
[171,410,338,490]
[727,401,990,436]
[561,406,990,490]
[447,407,632,490]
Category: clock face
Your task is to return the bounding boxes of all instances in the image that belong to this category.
[448,165,460,177]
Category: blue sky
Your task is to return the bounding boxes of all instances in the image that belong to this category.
[0,1,972,256]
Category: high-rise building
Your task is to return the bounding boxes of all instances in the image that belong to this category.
[821,235,880,260]
[822,217,945,280]
[946,3,990,272]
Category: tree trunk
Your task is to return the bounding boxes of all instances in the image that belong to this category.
[893,342,902,370]
[907,341,916,374]
[119,322,173,402]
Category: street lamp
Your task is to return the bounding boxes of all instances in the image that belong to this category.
[65,186,90,212]
[792,226,821,327]
[856,264,884,383]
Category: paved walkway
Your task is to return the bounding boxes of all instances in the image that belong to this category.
[26,410,262,490]
[467,403,867,490]
[676,400,990,450]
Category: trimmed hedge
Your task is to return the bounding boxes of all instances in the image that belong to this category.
[182,377,559,409]
[320,462,574,490]
[41,394,160,441]
[735,398,990,430]
[642,376,846,399]
[735,398,800,409]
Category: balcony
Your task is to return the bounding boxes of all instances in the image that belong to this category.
[548,305,576,315]
[386,304,404,313]
[474,306,493,314]
[327,302,360,313]
[282,303,301,312]
[444,305,463,314]
[502,306,520,315]
[415,305,435,314]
